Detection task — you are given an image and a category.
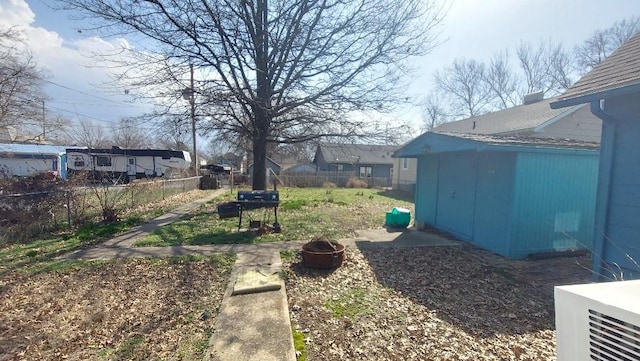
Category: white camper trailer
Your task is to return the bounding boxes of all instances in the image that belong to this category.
[66,147,191,182]
[0,143,67,178]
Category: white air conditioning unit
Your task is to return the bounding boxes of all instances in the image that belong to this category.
[555,280,640,360]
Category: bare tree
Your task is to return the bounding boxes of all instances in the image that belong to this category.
[154,116,191,151]
[483,50,520,110]
[204,137,234,163]
[434,58,491,118]
[0,27,47,132]
[574,16,640,75]
[546,43,574,90]
[421,93,449,131]
[66,119,111,148]
[56,0,445,189]
[515,40,573,96]
[110,118,151,148]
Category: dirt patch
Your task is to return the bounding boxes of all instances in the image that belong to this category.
[284,245,569,360]
[0,256,233,360]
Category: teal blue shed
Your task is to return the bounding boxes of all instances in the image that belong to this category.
[395,132,600,259]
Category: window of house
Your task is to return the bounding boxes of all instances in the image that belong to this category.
[359,166,372,178]
[96,156,112,167]
[402,158,409,170]
[337,164,344,172]
[390,167,393,179]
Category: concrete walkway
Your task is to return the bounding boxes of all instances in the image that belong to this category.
[58,190,461,361]
[206,249,296,361]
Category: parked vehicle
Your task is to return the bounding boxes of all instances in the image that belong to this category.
[200,164,231,176]
[66,147,191,183]
[0,143,67,179]
[232,170,248,185]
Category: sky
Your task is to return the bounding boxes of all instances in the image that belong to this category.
[2,0,640,138]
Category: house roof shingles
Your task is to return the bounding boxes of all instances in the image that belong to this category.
[436,132,600,150]
[553,32,640,107]
[433,98,574,135]
[317,143,397,165]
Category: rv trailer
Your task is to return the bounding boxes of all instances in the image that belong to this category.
[0,143,67,178]
[66,147,191,182]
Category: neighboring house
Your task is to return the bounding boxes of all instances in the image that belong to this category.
[393,95,603,194]
[247,156,282,187]
[551,32,640,280]
[282,163,315,174]
[0,143,67,178]
[391,156,417,193]
[434,95,602,142]
[314,143,397,187]
[394,132,599,259]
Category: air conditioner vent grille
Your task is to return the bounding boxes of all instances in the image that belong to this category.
[589,309,640,361]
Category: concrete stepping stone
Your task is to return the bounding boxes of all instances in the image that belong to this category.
[232,267,281,295]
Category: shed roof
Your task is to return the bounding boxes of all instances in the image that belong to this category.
[552,32,640,108]
[394,132,600,158]
[316,143,397,165]
[434,98,583,135]
[0,143,66,156]
[247,156,281,169]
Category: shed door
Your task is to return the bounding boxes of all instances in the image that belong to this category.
[435,152,477,240]
[472,152,514,256]
[127,158,136,176]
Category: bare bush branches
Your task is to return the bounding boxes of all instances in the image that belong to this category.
[0,27,47,133]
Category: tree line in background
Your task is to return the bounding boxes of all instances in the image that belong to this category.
[1,13,639,176]
[423,16,640,130]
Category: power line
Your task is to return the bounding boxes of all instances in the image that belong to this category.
[45,104,127,124]
[44,79,135,106]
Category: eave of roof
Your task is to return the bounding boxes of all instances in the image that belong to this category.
[551,32,640,109]
[394,132,599,158]
[551,82,640,109]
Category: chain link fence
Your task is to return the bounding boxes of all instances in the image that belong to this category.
[0,177,202,245]
[278,172,392,188]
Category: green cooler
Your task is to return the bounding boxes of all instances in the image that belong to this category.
[385,207,411,228]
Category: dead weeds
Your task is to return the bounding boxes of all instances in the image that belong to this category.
[0,255,234,360]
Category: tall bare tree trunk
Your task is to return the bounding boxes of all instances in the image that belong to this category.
[252,0,270,190]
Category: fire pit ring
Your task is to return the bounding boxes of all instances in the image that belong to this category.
[301,239,345,269]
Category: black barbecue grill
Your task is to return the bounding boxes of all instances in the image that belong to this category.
[234,190,280,232]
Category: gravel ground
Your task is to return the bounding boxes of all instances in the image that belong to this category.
[284,245,567,361]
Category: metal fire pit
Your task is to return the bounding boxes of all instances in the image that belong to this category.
[301,239,345,269]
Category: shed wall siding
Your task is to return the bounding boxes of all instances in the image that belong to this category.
[472,152,516,256]
[511,152,598,258]
[415,155,439,225]
[597,94,640,278]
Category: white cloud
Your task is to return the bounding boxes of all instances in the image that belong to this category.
[0,0,34,27]
[0,1,154,124]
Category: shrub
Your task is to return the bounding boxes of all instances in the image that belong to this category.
[346,177,368,188]
[0,173,69,245]
[322,181,336,188]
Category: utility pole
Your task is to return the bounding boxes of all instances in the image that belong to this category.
[189,63,198,176]
[42,100,46,142]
